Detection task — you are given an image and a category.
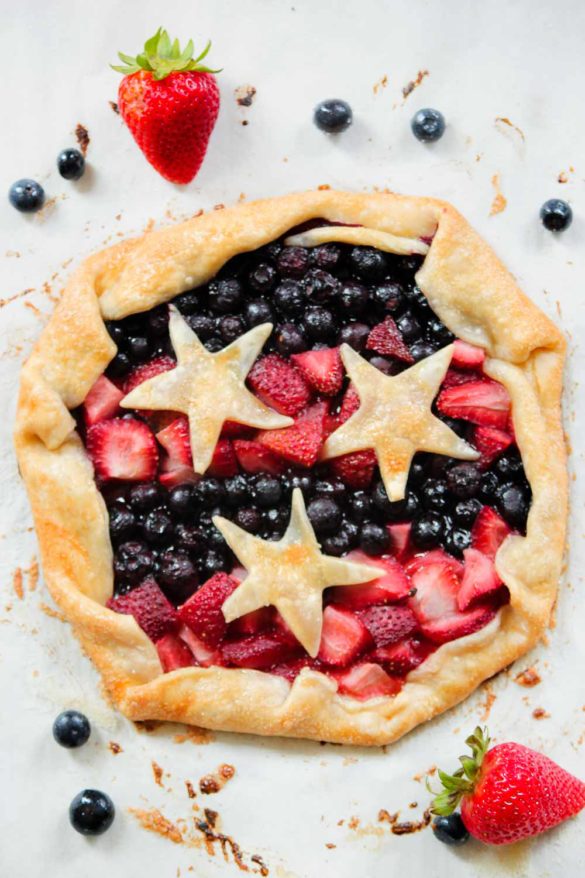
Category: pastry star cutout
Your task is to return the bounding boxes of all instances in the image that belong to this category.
[121,307,292,473]
[322,344,479,502]
[214,489,380,657]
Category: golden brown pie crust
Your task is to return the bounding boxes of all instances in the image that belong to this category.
[14,190,567,745]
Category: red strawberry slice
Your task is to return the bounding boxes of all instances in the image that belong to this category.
[156,632,196,671]
[317,604,372,667]
[107,578,177,642]
[221,420,254,439]
[386,522,412,561]
[419,604,497,644]
[331,550,412,608]
[271,656,320,682]
[207,439,238,478]
[179,625,223,667]
[338,383,361,423]
[330,449,377,489]
[159,463,198,488]
[334,663,401,699]
[471,506,512,560]
[83,375,124,426]
[473,425,514,470]
[247,353,312,417]
[356,605,418,648]
[442,369,480,389]
[178,572,239,647]
[458,548,503,611]
[451,340,485,369]
[437,379,511,429]
[257,402,328,468]
[229,607,274,637]
[406,548,464,578]
[156,416,192,466]
[366,316,414,363]
[221,631,302,669]
[123,355,176,394]
[233,439,285,475]
[369,638,427,675]
[291,347,344,396]
[87,417,159,481]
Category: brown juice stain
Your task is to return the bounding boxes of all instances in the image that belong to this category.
[109,741,123,754]
[532,707,550,720]
[185,781,196,799]
[495,116,525,142]
[235,85,257,107]
[373,74,388,94]
[490,174,507,216]
[12,569,24,600]
[514,666,541,687]
[39,602,65,621]
[200,763,236,795]
[75,123,90,155]
[130,808,183,844]
[174,726,214,745]
[402,69,429,99]
[479,683,497,721]
[152,760,164,787]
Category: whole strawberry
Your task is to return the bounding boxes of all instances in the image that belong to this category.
[112,28,220,184]
[431,726,585,845]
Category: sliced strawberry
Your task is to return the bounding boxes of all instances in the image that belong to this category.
[229,607,274,637]
[178,572,239,647]
[107,578,177,642]
[473,425,513,470]
[356,605,418,648]
[334,663,401,699]
[366,316,414,363]
[406,549,464,578]
[159,463,198,487]
[331,550,412,608]
[156,632,196,671]
[87,417,159,481]
[83,375,124,426]
[317,604,372,667]
[123,355,176,394]
[386,522,412,561]
[451,340,485,369]
[437,379,511,429]
[233,439,285,475]
[221,420,254,439]
[369,638,427,675]
[457,548,503,611]
[419,604,497,644]
[179,625,223,667]
[442,369,480,389]
[247,353,312,416]
[207,439,238,478]
[257,402,328,468]
[471,506,512,560]
[221,631,301,669]
[271,656,320,682]
[156,416,191,465]
[338,383,361,423]
[291,347,344,396]
[330,449,377,488]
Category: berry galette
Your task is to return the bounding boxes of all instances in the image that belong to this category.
[15,191,567,745]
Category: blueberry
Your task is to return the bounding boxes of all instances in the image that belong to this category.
[109,505,137,543]
[205,337,225,352]
[8,178,45,213]
[337,280,369,315]
[454,498,482,527]
[224,474,251,507]
[168,484,195,517]
[373,282,405,313]
[277,246,310,278]
[421,478,449,510]
[220,315,246,343]
[199,549,230,578]
[147,307,169,337]
[105,321,125,346]
[411,512,445,549]
[274,280,305,316]
[341,519,360,548]
[432,813,469,846]
[349,491,373,523]
[235,506,263,533]
[245,298,274,327]
[307,497,342,535]
[314,478,347,503]
[303,306,337,341]
[249,262,276,293]
[255,476,283,507]
[359,522,390,555]
[174,523,208,555]
[128,481,164,511]
[397,255,424,277]
[408,457,427,485]
[446,463,481,499]
[264,241,283,261]
[397,312,422,342]
[497,482,530,528]
[349,247,387,282]
[127,335,150,362]
[479,470,499,503]
[494,451,523,480]
[143,510,173,545]
[57,147,85,180]
[338,321,370,351]
[275,322,307,355]
[313,99,353,133]
[53,710,91,748]
[322,532,351,556]
[411,108,446,143]
[208,278,243,313]
[114,541,154,584]
[264,506,289,535]
[369,355,398,375]
[312,244,342,271]
[303,268,339,304]
[158,549,199,600]
[290,473,314,496]
[427,318,454,345]
[410,341,437,361]
[69,790,115,836]
[187,314,217,340]
[444,527,472,556]
[176,292,201,315]
[196,478,226,508]
[540,198,573,232]
[107,351,131,378]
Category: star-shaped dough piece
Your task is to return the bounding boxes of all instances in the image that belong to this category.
[121,307,292,473]
[214,489,380,657]
[322,344,479,502]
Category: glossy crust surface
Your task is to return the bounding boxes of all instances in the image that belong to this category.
[14,190,567,745]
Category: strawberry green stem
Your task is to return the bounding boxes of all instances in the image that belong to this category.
[428,726,491,816]
[111,27,221,80]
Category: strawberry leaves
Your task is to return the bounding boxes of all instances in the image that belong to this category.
[429,726,491,816]
[112,27,221,80]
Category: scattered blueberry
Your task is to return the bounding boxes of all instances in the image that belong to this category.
[432,813,470,846]
[53,710,91,748]
[540,199,572,232]
[69,789,115,836]
[57,147,86,181]
[313,99,353,133]
[9,178,45,213]
[411,108,446,143]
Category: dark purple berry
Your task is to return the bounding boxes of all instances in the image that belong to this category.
[338,321,370,351]
[127,336,150,362]
[411,108,446,143]
[254,476,283,507]
[208,278,243,313]
[307,497,342,535]
[349,247,387,282]
[196,478,226,508]
[337,280,369,315]
[69,789,115,836]
[322,532,352,556]
[53,710,91,748]
[432,813,469,846]
[349,491,373,523]
[411,512,445,549]
[249,262,276,293]
[311,244,342,270]
[410,341,437,361]
[174,523,208,555]
[224,474,250,507]
[143,509,173,545]
[275,322,307,355]
[147,307,169,337]
[479,471,499,503]
[427,318,454,345]
[245,298,274,327]
[303,306,338,341]
[187,314,217,340]
[453,498,482,527]
[158,549,199,601]
[446,463,481,499]
[128,481,165,511]
[359,522,390,555]
[199,549,230,579]
[313,99,353,133]
[496,483,530,528]
[444,527,472,556]
[397,312,422,342]
[220,315,246,343]
[303,268,339,304]
[274,280,305,316]
[108,351,131,378]
[109,505,137,543]
[277,246,310,278]
[540,199,573,232]
[176,292,201,315]
[114,541,155,584]
[373,282,404,313]
[421,478,449,510]
[235,506,263,533]
[168,484,195,516]
[57,148,85,180]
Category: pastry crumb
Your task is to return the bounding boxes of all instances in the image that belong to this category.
[75,123,90,156]
[532,707,550,720]
[235,85,256,107]
[129,807,183,844]
[402,69,429,99]
[325,842,336,849]
[109,741,123,754]
[489,174,507,216]
[152,760,164,787]
[199,763,235,794]
[109,101,120,115]
[373,74,388,94]
[173,726,213,744]
[185,780,196,799]
[495,116,525,142]
[514,666,541,687]
[39,601,65,621]
[12,568,24,600]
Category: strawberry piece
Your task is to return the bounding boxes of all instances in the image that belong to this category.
[221,420,254,439]
[257,402,328,468]
[247,353,312,417]
[338,384,361,423]
[442,369,480,389]
[366,316,414,363]
[331,550,412,608]
[229,607,274,637]
[87,417,158,481]
[437,379,511,429]
[156,632,196,671]
[179,626,223,667]
[107,578,177,642]
[473,425,514,470]
[178,572,239,647]
[334,663,401,699]
[233,439,285,475]
[386,522,412,561]
[207,439,238,478]
[317,605,372,667]
[291,347,344,396]
[271,656,320,682]
[471,506,512,560]
[221,631,301,669]
[123,355,176,394]
[369,638,427,675]
[419,604,497,644]
[451,340,485,369]
[159,463,198,488]
[156,416,191,465]
[330,449,377,488]
[83,375,124,426]
[356,605,418,648]
[406,548,464,578]
[458,548,503,611]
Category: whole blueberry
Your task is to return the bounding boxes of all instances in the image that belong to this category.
[312,244,342,271]
[199,549,230,578]
[245,298,274,327]
[408,457,427,485]
[264,241,283,262]
[69,790,115,836]
[147,306,169,338]
[397,312,422,342]
[255,475,283,507]
[341,519,360,548]
[313,99,353,133]
[349,247,387,282]
[445,527,472,556]
[337,280,370,315]
[290,472,314,496]
[432,813,469,846]
[274,280,305,316]
[497,482,530,528]
[158,550,199,600]
[128,481,165,512]
[479,470,499,503]
[143,510,173,545]
[540,199,573,232]
[494,451,523,480]
[105,321,125,346]
[187,314,217,340]
[454,498,482,527]
[421,478,449,510]
[322,532,351,556]
[196,477,226,508]
[410,340,437,361]
[220,315,246,343]
[277,246,310,278]
[176,292,201,315]
[224,474,251,507]
[398,254,424,277]
[314,478,347,503]
[338,321,370,351]
[127,335,150,362]
[249,262,277,293]
[107,351,131,378]
[53,710,91,748]
[411,512,445,549]
[264,506,289,535]
[359,522,390,555]
[446,463,481,499]
[303,306,338,341]
[411,108,446,143]
[303,268,339,304]
[275,322,308,355]
[168,484,195,517]
[369,355,398,375]
[349,491,373,523]
[208,278,243,313]
[57,147,85,180]
[109,505,137,543]
[427,318,455,345]
[307,497,342,535]
[174,523,208,555]
[205,337,225,352]
[8,178,45,213]
[373,282,405,313]
[235,506,263,534]
[114,541,155,584]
